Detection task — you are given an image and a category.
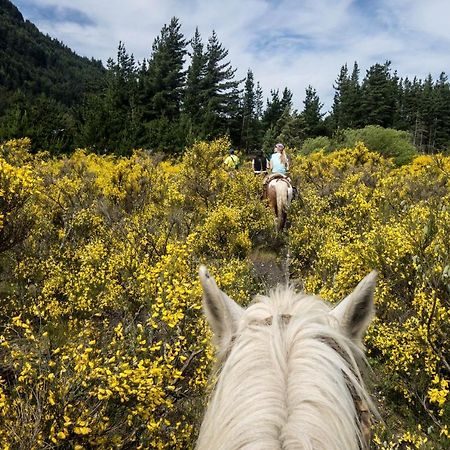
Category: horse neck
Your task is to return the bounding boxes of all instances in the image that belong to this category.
[197,292,369,450]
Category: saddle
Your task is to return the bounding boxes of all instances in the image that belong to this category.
[262,173,293,199]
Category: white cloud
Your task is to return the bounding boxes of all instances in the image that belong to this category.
[16,0,450,111]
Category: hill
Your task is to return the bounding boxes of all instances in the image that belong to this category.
[1,1,449,157]
[0,0,105,105]
[0,0,106,151]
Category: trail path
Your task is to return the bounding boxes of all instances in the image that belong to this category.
[249,234,296,291]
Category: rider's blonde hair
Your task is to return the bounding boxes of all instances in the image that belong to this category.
[276,143,287,167]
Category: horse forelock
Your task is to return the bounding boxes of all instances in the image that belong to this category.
[197,287,373,450]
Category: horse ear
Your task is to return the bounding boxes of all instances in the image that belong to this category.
[199,265,243,348]
[330,271,377,342]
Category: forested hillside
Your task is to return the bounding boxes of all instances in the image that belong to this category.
[1,1,450,156]
[0,0,104,103]
[0,0,105,151]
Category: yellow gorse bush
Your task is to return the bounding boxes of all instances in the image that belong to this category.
[0,139,38,252]
[0,138,448,448]
[289,144,449,447]
[0,138,261,449]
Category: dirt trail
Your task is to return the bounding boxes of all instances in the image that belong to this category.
[249,235,295,291]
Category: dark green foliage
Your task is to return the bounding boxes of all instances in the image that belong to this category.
[75,93,111,153]
[140,17,187,123]
[331,62,362,129]
[0,1,104,106]
[1,90,76,153]
[301,85,325,138]
[0,0,105,151]
[278,111,307,150]
[433,73,450,150]
[240,69,261,152]
[2,0,450,155]
[255,82,264,120]
[76,42,141,154]
[360,61,398,128]
[200,31,242,140]
[331,61,450,154]
[400,73,450,153]
[271,85,325,151]
[262,126,279,155]
[262,88,292,135]
[184,28,207,131]
[144,116,191,154]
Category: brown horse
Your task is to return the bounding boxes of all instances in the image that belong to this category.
[265,174,295,231]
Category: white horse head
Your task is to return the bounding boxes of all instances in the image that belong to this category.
[197,266,377,450]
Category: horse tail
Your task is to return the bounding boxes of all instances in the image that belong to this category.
[276,182,288,231]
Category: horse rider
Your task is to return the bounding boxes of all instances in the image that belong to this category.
[262,143,292,199]
[224,148,240,170]
[269,142,289,175]
[252,149,269,175]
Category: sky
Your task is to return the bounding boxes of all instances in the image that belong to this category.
[12,0,450,112]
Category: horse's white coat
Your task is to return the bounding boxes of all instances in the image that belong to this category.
[268,178,293,231]
[197,267,377,450]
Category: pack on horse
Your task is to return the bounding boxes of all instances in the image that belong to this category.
[263,173,295,231]
[197,266,377,450]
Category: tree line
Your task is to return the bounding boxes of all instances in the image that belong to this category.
[1,6,450,155]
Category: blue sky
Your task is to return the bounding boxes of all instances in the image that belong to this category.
[13,0,450,111]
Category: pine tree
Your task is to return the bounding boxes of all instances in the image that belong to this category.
[419,74,436,152]
[184,28,207,127]
[402,77,420,127]
[262,89,282,131]
[76,92,110,152]
[301,85,325,138]
[261,88,292,136]
[77,42,139,153]
[278,110,307,150]
[1,91,75,152]
[281,87,293,112]
[433,72,450,150]
[262,126,279,155]
[240,69,260,152]
[331,62,362,129]
[141,17,187,122]
[399,76,425,148]
[331,63,349,129]
[361,61,398,128]
[201,30,242,139]
[255,82,264,120]
[348,62,362,127]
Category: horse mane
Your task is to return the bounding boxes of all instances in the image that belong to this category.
[197,286,375,450]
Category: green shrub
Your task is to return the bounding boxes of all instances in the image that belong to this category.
[300,136,333,155]
[339,125,417,165]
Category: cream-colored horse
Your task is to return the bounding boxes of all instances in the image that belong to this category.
[265,174,295,231]
[197,266,377,450]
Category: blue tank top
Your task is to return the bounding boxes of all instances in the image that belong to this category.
[270,153,287,174]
